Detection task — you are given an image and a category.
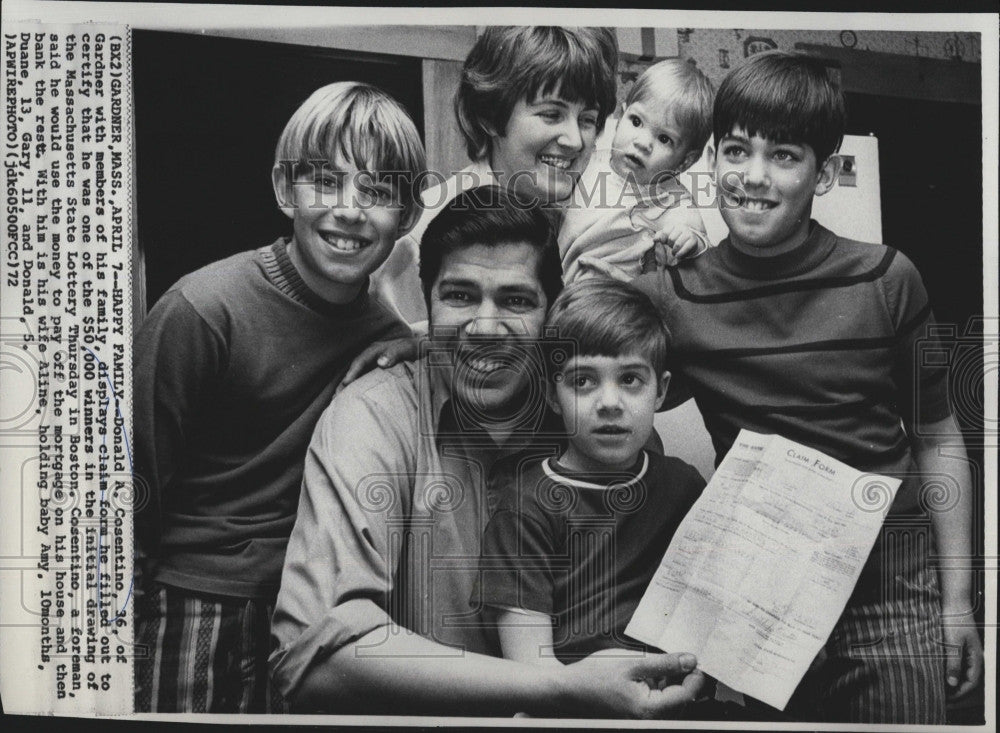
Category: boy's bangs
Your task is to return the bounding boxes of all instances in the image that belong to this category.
[550,305,668,376]
[714,55,844,161]
[724,98,828,152]
[301,98,420,182]
[546,281,672,378]
[572,328,666,375]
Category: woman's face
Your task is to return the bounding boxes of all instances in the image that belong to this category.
[489,91,600,204]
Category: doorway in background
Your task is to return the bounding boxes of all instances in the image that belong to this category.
[844,90,985,728]
[132,30,424,310]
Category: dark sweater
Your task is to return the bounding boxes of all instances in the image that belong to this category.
[632,222,952,598]
[134,238,408,597]
[477,451,705,663]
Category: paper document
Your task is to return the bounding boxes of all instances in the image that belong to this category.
[626,429,900,710]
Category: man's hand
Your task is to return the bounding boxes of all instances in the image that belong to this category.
[340,335,420,389]
[559,651,704,719]
[942,608,983,699]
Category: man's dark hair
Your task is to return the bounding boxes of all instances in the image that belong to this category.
[713,50,846,165]
[419,185,563,309]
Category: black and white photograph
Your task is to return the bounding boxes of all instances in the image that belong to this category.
[0,3,995,728]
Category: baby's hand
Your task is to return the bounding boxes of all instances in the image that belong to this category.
[652,224,708,263]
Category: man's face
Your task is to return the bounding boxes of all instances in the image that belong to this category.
[714,127,829,257]
[429,242,548,421]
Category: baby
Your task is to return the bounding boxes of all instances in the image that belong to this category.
[560,59,715,283]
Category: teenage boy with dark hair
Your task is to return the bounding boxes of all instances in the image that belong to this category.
[632,50,982,724]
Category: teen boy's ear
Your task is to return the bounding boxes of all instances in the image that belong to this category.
[272,164,296,219]
[395,198,421,240]
[814,154,843,197]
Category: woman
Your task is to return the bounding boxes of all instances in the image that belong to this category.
[369,26,619,325]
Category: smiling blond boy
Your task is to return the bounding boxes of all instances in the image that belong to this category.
[133,82,424,712]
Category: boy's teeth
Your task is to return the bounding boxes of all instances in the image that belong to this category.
[743,200,774,211]
[324,235,367,251]
[540,155,572,170]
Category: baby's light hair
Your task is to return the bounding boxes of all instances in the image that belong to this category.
[546,279,671,378]
[625,59,715,154]
[274,82,426,228]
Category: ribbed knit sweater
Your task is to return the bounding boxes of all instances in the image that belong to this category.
[134,239,408,597]
[633,221,951,520]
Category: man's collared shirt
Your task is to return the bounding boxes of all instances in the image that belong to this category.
[269,356,562,701]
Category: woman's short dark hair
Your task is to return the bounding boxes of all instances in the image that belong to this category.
[419,185,563,309]
[713,50,846,165]
[455,26,619,162]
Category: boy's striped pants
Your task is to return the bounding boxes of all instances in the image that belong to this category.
[785,522,951,724]
[134,583,286,713]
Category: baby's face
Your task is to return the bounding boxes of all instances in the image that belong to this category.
[610,95,694,186]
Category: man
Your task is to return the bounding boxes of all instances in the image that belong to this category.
[270,187,704,717]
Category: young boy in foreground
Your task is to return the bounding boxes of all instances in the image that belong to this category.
[133,82,425,712]
[559,60,714,283]
[477,279,706,665]
[631,51,983,723]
